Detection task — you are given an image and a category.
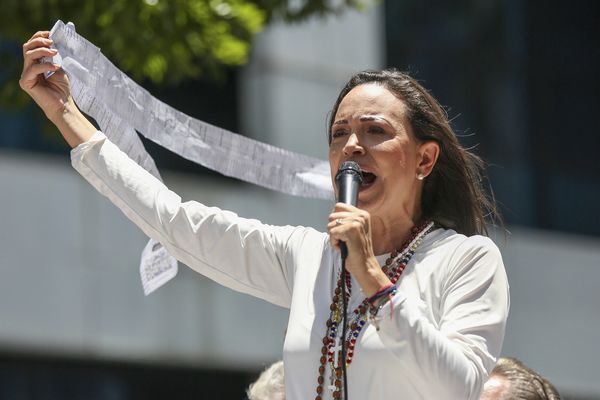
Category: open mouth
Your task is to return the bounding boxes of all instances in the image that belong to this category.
[360,171,377,189]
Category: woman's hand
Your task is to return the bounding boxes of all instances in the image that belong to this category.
[328,203,391,297]
[19,31,71,122]
[19,30,96,148]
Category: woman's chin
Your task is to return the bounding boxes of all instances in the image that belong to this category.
[357,184,379,208]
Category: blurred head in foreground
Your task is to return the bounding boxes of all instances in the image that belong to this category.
[481,357,561,400]
[247,360,285,400]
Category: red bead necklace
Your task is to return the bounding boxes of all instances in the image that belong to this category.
[314,220,435,400]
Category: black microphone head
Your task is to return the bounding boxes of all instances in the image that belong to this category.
[335,161,363,183]
[335,161,363,205]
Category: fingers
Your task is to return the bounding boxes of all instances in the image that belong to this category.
[25,46,58,61]
[331,202,359,213]
[28,30,50,41]
[21,33,59,91]
[327,212,361,229]
[19,62,60,91]
[328,220,358,251]
[328,204,369,226]
[23,37,55,67]
[327,207,371,251]
[22,37,56,79]
[23,37,53,57]
[327,216,365,242]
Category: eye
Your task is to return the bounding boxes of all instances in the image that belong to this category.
[367,125,385,134]
[332,129,348,138]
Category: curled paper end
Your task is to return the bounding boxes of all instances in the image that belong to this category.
[42,52,62,79]
[43,21,76,79]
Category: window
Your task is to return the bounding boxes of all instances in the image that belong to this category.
[384,0,600,236]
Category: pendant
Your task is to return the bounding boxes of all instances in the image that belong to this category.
[328,337,343,393]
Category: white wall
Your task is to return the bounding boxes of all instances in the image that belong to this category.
[499,229,600,397]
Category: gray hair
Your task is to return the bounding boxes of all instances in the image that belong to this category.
[489,357,561,400]
[247,360,285,400]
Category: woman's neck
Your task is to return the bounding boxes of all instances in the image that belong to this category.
[370,212,421,256]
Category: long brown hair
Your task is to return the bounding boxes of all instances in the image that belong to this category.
[328,69,500,236]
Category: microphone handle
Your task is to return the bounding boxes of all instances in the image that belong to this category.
[334,167,360,400]
[337,172,360,262]
[338,173,360,206]
[340,242,348,259]
[337,172,359,261]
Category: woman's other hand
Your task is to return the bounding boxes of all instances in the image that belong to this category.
[19,30,96,148]
[328,203,391,297]
[19,31,71,122]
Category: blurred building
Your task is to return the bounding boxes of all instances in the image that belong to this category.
[1,1,599,399]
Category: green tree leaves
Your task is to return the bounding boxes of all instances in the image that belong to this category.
[1,0,373,108]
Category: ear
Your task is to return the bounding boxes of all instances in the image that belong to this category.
[416,141,440,179]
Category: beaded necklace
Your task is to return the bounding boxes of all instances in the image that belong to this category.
[315,220,435,400]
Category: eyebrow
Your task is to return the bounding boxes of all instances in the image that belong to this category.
[333,115,388,125]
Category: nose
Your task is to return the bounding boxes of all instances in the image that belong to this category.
[342,132,365,156]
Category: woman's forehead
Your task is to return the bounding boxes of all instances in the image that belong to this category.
[335,83,407,122]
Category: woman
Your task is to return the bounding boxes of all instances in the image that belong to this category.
[20,31,509,399]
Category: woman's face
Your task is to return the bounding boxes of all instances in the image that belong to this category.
[329,83,424,219]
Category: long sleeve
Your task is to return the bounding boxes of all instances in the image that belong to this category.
[71,131,313,308]
[374,235,509,399]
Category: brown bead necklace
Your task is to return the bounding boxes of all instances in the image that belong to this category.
[314,220,435,400]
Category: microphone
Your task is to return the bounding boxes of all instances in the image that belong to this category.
[335,161,363,258]
[334,161,362,400]
[335,161,363,207]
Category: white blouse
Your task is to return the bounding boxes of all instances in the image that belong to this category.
[71,131,509,400]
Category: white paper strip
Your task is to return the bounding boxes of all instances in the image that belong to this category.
[48,21,333,199]
[45,20,334,294]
